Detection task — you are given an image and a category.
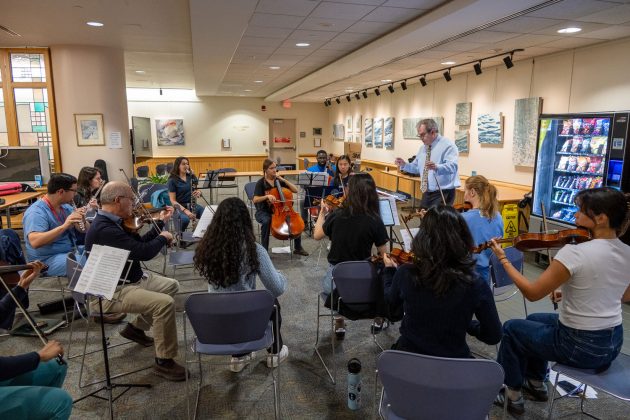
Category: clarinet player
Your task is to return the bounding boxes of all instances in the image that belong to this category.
[167,157,203,236]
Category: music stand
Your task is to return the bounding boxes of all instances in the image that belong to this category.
[379,198,403,251]
[297,172,330,234]
[71,248,151,420]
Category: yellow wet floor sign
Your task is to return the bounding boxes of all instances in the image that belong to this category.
[502,204,519,241]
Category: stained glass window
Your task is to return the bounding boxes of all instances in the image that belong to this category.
[11,53,46,82]
[14,88,52,157]
[0,88,7,146]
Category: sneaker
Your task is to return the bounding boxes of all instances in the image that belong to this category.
[153,358,187,382]
[230,352,255,373]
[522,379,549,402]
[371,317,389,334]
[90,312,127,324]
[293,248,309,256]
[267,345,289,368]
[120,323,154,347]
[494,389,525,416]
[334,317,346,340]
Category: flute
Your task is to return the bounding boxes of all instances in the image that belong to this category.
[71,201,87,232]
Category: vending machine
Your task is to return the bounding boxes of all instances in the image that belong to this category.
[530,112,630,233]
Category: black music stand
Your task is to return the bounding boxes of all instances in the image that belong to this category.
[71,254,151,420]
[297,172,330,235]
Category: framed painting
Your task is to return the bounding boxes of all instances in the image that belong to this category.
[513,97,543,167]
[384,117,394,149]
[156,119,185,146]
[455,102,472,125]
[75,113,105,146]
[477,113,503,145]
[364,118,373,147]
[373,118,383,148]
[455,130,469,154]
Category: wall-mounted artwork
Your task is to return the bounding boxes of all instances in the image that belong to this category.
[373,118,383,148]
[346,133,353,142]
[455,102,472,125]
[355,115,362,133]
[346,116,353,133]
[333,123,345,140]
[403,118,421,139]
[364,118,373,147]
[455,130,469,154]
[156,119,185,146]
[513,97,543,167]
[75,113,105,146]
[355,134,361,143]
[384,117,394,149]
[477,113,503,145]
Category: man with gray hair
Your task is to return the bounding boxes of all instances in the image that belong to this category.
[395,118,460,207]
[85,181,186,381]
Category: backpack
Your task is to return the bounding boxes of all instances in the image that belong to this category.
[151,188,172,208]
[0,229,26,266]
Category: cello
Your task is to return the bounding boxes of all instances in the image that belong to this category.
[269,178,305,240]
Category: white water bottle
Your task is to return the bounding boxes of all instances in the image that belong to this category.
[347,358,362,410]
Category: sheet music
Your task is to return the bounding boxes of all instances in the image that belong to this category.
[297,172,329,187]
[192,205,218,238]
[74,245,130,300]
[378,197,400,226]
[400,228,419,252]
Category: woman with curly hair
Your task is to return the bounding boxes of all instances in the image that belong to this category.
[193,197,288,372]
[382,205,502,357]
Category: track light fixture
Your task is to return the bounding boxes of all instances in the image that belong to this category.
[324,99,328,107]
[374,88,381,96]
[346,95,351,102]
[388,84,395,94]
[443,69,452,82]
[362,91,368,99]
[474,61,482,75]
[503,53,514,69]
[355,93,360,100]
[419,75,427,87]
[335,97,341,104]
[400,80,407,90]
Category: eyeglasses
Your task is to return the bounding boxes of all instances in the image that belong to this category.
[268,166,277,170]
[65,188,77,193]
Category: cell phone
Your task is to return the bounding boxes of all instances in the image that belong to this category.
[557,380,580,396]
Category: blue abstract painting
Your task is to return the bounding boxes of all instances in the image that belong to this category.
[364,118,373,147]
[477,113,503,144]
[384,117,394,149]
[455,130,469,153]
[373,118,383,148]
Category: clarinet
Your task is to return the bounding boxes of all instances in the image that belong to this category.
[189,171,199,230]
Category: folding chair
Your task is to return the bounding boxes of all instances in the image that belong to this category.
[377,350,507,420]
[314,260,384,384]
[136,165,149,178]
[547,353,630,420]
[244,182,260,240]
[138,183,167,204]
[155,164,167,175]
[489,247,527,317]
[183,290,281,419]
[65,255,152,389]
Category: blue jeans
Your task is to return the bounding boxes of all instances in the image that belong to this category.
[175,203,204,232]
[497,313,623,388]
[0,360,72,419]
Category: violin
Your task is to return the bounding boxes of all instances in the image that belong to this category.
[268,178,305,240]
[453,202,473,212]
[122,206,166,233]
[472,228,592,253]
[370,248,415,265]
[313,195,346,210]
[401,209,426,224]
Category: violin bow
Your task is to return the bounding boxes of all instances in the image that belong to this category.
[339,173,346,197]
[432,172,446,205]
[0,267,65,365]
[540,202,558,310]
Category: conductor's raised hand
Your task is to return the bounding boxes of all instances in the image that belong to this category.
[394,157,406,167]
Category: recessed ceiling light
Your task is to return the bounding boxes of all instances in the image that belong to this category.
[295,42,310,47]
[441,61,456,65]
[86,21,104,27]
[254,80,263,83]
[557,27,582,34]
[135,70,146,74]
[381,79,392,83]
[269,66,280,70]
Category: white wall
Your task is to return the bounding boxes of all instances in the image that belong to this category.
[328,37,630,186]
[127,97,329,158]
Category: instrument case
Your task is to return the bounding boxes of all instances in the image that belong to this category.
[0,182,23,196]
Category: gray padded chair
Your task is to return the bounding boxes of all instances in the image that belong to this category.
[183,290,281,419]
[489,247,528,316]
[377,350,507,420]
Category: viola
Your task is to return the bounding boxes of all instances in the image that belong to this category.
[269,179,305,240]
[370,248,415,265]
[401,209,426,224]
[122,206,167,233]
[472,228,592,253]
[313,195,346,210]
[453,202,473,212]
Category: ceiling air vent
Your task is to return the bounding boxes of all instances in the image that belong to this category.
[0,25,21,37]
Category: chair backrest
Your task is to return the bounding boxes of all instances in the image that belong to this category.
[155,164,167,175]
[489,246,524,288]
[165,162,174,173]
[217,167,237,183]
[244,182,257,201]
[333,261,378,304]
[185,290,274,344]
[0,228,26,265]
[303,158,310,169]
[136,165,149,177]
[138,183,168,203]
[377,350,504,420]
[130,177,139,193]
[66,255,86,304]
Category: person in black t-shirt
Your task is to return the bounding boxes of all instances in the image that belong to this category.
[314,172,388,336]
[253,159,308,255]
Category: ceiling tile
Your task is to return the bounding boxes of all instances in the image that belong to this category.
[244,26,294,39]
[310,2,377,20]
[278,40,325,53]
[540,36,605,49]
[363,6,427,23]
[239,36,285,47]
[346,20,399,34]
[255,0,319,16]
[289,29,339,42]
[320,40,359,51]
[580,25,630,39]
[527,0,614,20]
[487,16,564,33]
[382,0,447,8]
[334,32,375,43]
[532,20,610,36]
[432,40,489,53]
[249,13,305,29]
[297,17,356,32]
[574,3,630,24]
[264,55,305,65]
[460,30,520,44]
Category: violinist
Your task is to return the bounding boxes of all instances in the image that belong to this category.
[253,159,308,256]
[382,205,502,358]
[332,154,353,193]
[167,157,203,232]
[85,182,187,382]
[488,187,630,416]
[461,175,503,282]
[313,172,388,337]
[0,261,73,420]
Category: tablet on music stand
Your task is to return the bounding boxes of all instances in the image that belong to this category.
[379,198,396,227]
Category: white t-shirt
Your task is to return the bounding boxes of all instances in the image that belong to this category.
[555,238,630,330]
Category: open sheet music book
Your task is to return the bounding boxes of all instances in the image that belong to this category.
[74,245,130,300]
[193,205,218,238]
[297,172,329,187]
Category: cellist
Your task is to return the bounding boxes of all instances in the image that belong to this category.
[253,159,309,256]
